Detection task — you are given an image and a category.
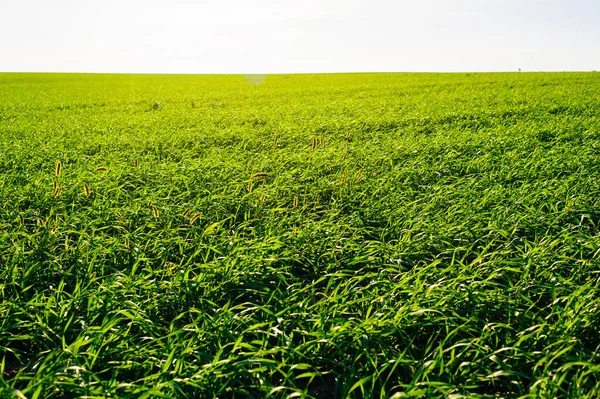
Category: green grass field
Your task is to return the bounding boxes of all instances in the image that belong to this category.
[1,72,599,398]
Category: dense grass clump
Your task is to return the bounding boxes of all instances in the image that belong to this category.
[1,72,599,398]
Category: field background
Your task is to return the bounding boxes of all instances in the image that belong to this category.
[1,72,599,398]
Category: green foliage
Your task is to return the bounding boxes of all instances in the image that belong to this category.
[0,72,599,398]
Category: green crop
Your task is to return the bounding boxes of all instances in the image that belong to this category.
[0,72,599,398]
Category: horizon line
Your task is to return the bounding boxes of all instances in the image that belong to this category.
[1,70,598,75]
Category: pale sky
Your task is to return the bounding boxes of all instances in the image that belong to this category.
[1,0,599,73]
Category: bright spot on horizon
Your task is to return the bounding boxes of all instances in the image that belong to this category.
[0,0,599,74]
[245,74,268,85]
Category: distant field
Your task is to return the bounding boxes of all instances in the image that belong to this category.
[1,72,599,398]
